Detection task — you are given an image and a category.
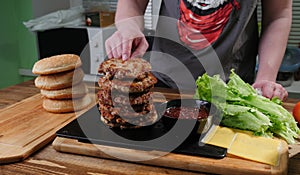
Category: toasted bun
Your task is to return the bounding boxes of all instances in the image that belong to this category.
[32,54,82,75]
[43,94,92,113]
[40,82,88,99]
[35,68,84,90]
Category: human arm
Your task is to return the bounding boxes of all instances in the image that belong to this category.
[105,0,150,60]
[253,0,292,101]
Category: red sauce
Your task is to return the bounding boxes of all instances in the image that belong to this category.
[163,106,208,120]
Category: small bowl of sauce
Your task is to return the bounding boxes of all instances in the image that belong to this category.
[163,106,208,120]
[159,99,217,141]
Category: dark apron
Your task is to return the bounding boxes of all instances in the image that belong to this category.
[149,0,259,90]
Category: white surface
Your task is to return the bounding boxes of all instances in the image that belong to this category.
[83,74,100,82]
[87,27,105,75]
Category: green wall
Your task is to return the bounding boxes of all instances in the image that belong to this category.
[0,0,38,89]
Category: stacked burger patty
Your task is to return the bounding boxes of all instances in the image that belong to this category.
[98,58,158,129]
[32,54,91,113]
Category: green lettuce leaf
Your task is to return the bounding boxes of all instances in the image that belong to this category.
[194,69,300,144]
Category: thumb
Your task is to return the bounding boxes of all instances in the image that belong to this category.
[131,38,149,58]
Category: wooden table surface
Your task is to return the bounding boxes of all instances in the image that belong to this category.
[0,80,299,175]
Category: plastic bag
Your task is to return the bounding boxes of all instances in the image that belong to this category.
[24,6,85,32]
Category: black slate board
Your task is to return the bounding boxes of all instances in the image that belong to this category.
[56,104,226,159]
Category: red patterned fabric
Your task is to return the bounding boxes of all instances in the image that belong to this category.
[177,0,240,50]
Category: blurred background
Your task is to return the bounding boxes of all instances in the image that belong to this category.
[0,0,299,97]
[0,0,158,88]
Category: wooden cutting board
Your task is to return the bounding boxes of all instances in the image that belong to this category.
[0,93,95,164]
[50,89,291,175]
[0,89,291,174]
[52,136,288,175]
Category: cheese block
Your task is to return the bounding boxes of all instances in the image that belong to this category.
[202,126,283,166]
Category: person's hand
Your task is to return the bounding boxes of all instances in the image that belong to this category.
[252,80,288,101]
[105,29,149,60]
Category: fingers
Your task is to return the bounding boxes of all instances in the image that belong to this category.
[271,85,288,101]
[131,37,149,58]
[273,88,285,101]
[121,39,133,60]
[105,31,148,60]
[105,39,113,59]
[105,32,123,59]
[253,80,288,101]
[276,86,288,101]
[261,83,275,99]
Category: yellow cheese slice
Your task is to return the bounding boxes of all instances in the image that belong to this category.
[202,126,283,166]
[202,125,236,148]
[228,132,282,166]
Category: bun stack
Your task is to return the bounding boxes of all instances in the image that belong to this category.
[32,54,91,113]
[98,58,158,129]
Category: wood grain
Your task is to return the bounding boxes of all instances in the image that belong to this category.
[0,93,95,164]
[52,135,289,175]
[0,80,299,175]
[1,145,203,175]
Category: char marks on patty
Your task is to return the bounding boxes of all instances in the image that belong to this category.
[97,57,158,129]
[98,58,151,80]
[97,88,153,106]
[98,103,153,117]
[98,73,157,93]
[100,109,158,129]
